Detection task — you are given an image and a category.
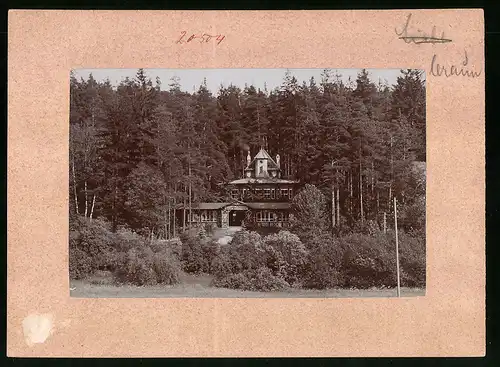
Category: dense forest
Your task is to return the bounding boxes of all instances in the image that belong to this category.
[70,68,426,239]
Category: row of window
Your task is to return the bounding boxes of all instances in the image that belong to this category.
[255,211,289,222]
[185,210,289,223]
[231,188,293,200]
[186,210,217,222]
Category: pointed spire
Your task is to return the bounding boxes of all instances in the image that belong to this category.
[247,150,251,166]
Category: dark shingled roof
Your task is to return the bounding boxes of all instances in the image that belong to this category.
[175,201,291,210]
[175,202,230,210]
[245,202,291,210]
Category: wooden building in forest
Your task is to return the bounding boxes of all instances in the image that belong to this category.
[176,148,298,229]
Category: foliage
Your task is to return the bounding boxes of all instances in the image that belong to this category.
[69,216,116,279]
[69,215,181,285]
[212,267,290,292]
[262,231,309,285]
[290,184,328,238]
[179,228,220,274]
[70,68,426,239]
[301,231,346,289]
[340,230,425,289]
[211,230,307,290]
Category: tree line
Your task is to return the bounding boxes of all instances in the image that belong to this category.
[69,68,426,238]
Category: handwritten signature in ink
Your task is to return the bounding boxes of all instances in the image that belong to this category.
[395,13,452,44]
[430,50,482,78]
[176,31,225,45]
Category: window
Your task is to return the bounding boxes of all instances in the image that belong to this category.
[281,188,288,199]
[256,211,275,222]
[256,211,262,222]
[271,188,276,199]
[231,189,239,199]
[289,189,293,198]
[264,189,270,199]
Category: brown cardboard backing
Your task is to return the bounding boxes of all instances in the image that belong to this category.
[7,10,485,357]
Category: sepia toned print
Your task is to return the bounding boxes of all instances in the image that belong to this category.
[69,68,425,298]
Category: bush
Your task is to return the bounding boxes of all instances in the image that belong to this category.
[211,230,305,291]
[227,230,266,272]
[113,228,146,253]
[213,267,290,292]
[262,231,308,285]
[150,238,182,259]
[179,229,220,274]
[340,233,397,289]
[152,251,182,284]
[69,247,93,280]
[390,230,426,288]
[69,216,117,279]
[114,246,181,286]
[301,231,346,289]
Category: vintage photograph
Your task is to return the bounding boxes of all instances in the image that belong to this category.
[69,68,426,298]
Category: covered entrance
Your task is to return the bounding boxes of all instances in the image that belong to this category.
[229,210,246,226]
[221,202,250,228]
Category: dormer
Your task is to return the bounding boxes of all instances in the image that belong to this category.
[243,148,281,178]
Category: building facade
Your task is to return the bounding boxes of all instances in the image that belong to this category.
[177,148,297,229]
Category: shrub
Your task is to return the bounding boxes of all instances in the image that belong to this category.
[301,231,345,289]
[150,238,183,261]
[340,233,397,289]
[115,248,157,286]
[152,251,182,284]
[211,230,304,291]
[213,267,289,292]
[211,252,236,279]
[179,229,220,274]
[114,246,182,286]
[114,228,147,253]
[69,247,93,280]
[227,230,266,272]
[249,267,290,291]
[262,231,308,285]
[69,216,117,279]
[389,230,426,288]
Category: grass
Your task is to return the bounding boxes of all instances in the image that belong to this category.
[70,273,425,298]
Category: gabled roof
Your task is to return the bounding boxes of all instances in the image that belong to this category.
[175,201,291,210]
[246,148,280,171]
[175,200,251,210]
[175,202,229,210]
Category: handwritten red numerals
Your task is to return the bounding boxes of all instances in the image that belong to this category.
[176,31,225,45]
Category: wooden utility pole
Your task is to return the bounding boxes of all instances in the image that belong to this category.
[188,147,192,230]
[359,148,364,224]
[331,161,336,230]
[394,197,401,297]
[331,187,336,230]
[336,185,340,230]
[173,183,177,238]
